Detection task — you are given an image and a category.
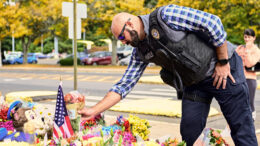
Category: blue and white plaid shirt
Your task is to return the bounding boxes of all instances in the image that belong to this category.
[110,4,227,99]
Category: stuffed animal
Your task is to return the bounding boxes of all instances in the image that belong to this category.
[8,101,53,138]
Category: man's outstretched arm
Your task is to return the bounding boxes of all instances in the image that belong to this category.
[78,91,121,121]
[79,49,148,121]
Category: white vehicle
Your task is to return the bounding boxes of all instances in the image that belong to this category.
[118,55,155,67]
[117,45,133,60]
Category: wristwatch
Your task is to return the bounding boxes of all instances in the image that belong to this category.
[218,59,229,65]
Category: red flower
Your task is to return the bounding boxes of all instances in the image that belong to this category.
[0,107,8,121]
[123,120,130,132]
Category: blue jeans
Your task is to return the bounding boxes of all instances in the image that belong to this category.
[181,52,258,146]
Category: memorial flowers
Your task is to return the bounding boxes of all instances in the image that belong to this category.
[209,128,229,146]
[64,91,85,132]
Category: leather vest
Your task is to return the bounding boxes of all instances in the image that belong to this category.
[137,8,216,87]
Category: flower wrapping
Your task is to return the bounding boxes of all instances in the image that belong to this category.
[64,91,85,133]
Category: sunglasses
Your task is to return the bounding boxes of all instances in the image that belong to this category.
[118,18,131,40]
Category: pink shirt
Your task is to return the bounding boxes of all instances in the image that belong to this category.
[236,44,260,80]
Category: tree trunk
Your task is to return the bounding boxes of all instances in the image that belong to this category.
[0,40,2,67]
[22,37,28,64]
[111,37,117,65]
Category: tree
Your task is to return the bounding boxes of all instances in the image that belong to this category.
[156,0,260,45]
[0,2,26,66]
[9,0,66,63]
[0,2,8,66]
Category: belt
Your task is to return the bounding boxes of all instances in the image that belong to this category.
[183,94,212,104]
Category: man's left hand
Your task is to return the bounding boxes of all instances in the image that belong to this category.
[212,63,236,89]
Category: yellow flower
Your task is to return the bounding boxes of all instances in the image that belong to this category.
[14,132,20,137]
[8,131,13,135]
[139,133,144,139]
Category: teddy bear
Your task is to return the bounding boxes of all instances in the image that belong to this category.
[8,101,53,138]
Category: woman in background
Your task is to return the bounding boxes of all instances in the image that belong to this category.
[236,28,260,121]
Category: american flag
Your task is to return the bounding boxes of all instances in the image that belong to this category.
[53,83,74,140]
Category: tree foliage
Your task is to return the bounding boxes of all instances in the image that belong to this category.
[156,0,260,45]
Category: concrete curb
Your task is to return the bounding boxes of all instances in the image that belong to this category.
[5,91,57,103]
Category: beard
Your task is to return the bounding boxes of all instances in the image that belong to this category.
[126,29,141,47]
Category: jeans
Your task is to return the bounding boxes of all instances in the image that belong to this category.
[181,52,258,146]
[246,79,257,112]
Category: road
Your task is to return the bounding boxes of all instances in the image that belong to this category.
[0,67,259,132]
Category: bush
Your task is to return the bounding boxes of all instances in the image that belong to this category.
[59,57,81,66]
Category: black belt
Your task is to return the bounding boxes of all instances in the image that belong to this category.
[183,94,212,104]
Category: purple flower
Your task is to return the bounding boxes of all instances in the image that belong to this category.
[117,115,124,125]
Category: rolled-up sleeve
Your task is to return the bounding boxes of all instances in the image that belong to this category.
[161,4,227,47]
[109,48,148,99]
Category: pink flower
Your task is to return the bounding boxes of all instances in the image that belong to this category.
[212,130,221,138]
[123,131,136,145]
[113,130,122,142]
[0,121,14,131]
[82,134,95,140]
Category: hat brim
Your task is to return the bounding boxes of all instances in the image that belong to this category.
[7,101,22,120]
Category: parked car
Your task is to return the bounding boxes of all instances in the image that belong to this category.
[15,54,38,64]
[118,55,131,66]
[81,51,113,65]
[35,53,48,59]
[118,54,155,67]
[117,45,133,60]
[78,52,89,61]
[2,55,17,64]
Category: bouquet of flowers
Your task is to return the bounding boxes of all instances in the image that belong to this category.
[64,91,85,133]
[161,138,186,146]
[208,128,229,146]
[0,101,14,131]
[81,114,105,130]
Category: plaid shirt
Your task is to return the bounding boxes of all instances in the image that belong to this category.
[110,4,227,99]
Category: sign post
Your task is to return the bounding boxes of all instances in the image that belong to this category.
[62,1,87,90]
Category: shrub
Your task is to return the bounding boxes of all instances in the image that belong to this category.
[59,57,81,66]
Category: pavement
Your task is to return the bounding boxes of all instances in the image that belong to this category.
[1,65,260,145]
[139,75,260,89]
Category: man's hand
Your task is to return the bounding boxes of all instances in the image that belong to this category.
[212,63,235,89]
[78,91,121,121]
[78,107,96,121]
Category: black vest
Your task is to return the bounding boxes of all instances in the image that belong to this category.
[137,8,216,87]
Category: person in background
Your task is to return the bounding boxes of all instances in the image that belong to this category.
[236,28,260,121]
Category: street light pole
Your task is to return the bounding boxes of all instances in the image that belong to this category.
[73,0,77,90]
[12,31,15,52]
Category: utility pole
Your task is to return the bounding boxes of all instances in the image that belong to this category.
[73,0,77,90]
